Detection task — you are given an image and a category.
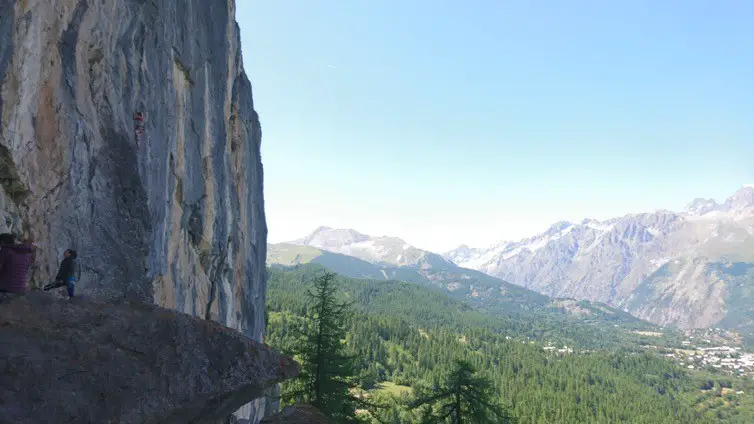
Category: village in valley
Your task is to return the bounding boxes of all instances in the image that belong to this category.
[633,327,754,380]
[657,328,754,379]
[539,326,754,381]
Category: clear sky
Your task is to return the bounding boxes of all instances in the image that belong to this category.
[236,0,754,253]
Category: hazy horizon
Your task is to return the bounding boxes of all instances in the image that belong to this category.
[237,1,754,252]
[267,183,750,252]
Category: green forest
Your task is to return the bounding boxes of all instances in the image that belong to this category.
[266,264,754,423]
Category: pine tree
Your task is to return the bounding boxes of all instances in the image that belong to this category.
[284,271,361,422]
[410,359,514,423]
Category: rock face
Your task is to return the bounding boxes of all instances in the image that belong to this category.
[446,187,754,330]
[0,0,266,419]
[259,405,332,424]
[0,292,299,424]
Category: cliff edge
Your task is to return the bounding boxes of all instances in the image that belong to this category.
[1,0,267,419]
[0,292,299,424]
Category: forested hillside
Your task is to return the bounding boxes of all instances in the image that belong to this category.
[266,265,754,423]
[268,244,679,348]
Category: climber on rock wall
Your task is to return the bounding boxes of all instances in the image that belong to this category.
[134,111,145,146]
[0,233,36,293]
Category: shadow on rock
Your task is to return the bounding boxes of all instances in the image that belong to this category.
[0,292,299,424]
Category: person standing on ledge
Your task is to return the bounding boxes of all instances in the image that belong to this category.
[53,249,80,298]
[0,233,36,293]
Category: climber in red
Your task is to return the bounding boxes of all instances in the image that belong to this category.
[134,111,145,146]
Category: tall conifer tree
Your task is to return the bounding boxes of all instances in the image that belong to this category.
[285,271,361,422]
[411,359,513,423]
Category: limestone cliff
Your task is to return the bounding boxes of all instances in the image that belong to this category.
[0,0,268,420]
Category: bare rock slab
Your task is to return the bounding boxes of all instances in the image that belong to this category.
[0,292,300,424]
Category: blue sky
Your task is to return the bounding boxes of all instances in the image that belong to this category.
[237,0,754,252]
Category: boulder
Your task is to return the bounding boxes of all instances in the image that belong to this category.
[0,292,299,424]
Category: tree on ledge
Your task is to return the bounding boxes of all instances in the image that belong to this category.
[284,271,362,423]
[410,359,514,424]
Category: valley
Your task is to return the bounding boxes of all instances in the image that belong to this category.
[266,264,754,423]
[266,188,754,422]
[267,241,668,345]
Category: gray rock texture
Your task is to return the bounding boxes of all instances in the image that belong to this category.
[0,292,299,424]
[0,0,267,419]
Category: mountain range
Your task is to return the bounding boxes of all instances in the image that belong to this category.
[268,236,655,330]
[267,239,550,315]
[270,186,754,333]
[446,186,754,330]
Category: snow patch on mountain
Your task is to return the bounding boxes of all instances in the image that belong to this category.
[291,226,440,268]
[452,186,754,266]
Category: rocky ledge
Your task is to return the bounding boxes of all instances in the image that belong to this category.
[0,292,299,424]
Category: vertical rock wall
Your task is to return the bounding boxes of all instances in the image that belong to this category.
[0,0,268,420]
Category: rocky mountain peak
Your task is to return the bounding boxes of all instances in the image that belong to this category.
[684,186,754,216]
[723,185,754,211]
[685,198,720,216]
[297,227,369,247]
[546,221,575,235]
[292,227,443,268]
[449,186,754,330]
[449,244,472,256]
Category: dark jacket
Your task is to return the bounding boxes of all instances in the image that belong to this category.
[0,243,36,293]
[55,252,80,282]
